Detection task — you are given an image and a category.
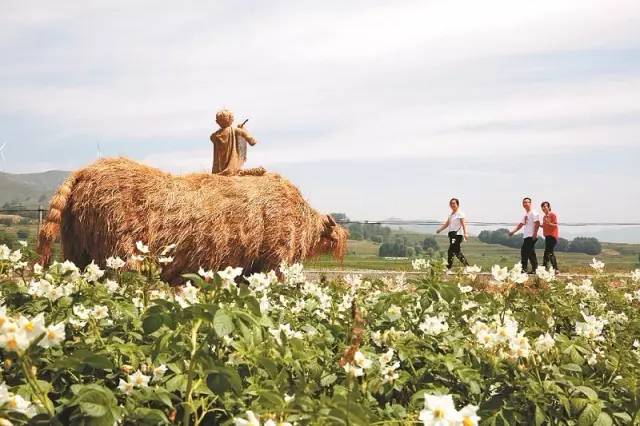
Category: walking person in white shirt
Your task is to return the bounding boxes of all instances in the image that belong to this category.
[509,197,541,274]
[436,198,470,270]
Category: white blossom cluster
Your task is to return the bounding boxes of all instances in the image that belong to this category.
[470,314,545,360]
[0,382,38,418]
[0,307,65,352]
[575,312,608,341]
[491,263,528,285]
[565,279,600,299]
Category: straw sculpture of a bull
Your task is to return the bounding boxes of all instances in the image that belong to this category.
[37,158,348,282]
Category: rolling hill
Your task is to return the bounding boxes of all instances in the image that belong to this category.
[0,170,69,208]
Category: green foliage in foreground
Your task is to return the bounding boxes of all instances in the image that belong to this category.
[0,245,640,425]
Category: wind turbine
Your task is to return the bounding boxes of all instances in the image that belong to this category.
[0,142,6,172]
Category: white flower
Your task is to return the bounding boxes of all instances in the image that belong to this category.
[72,304,90,320]
[17,240,27,247]
[8,250,22,263]
[419,315,449,336]
[198,267,215,280]
[458,405,480,426]
[18,313,46,341]
[136,241,150,254]
[419,394,462,426]
[463,264,482,280]
[103,279,120,294]
[117,378,135,395]
[153,364,167,382]
[534,333,555,353]
[631,269,640,283]
[129,370,151,387]
[343,363,364,377]
[387,305,402,322]
[491,265,509,282]
[536,266,555,282]
[0,382,9,405]
[38,322,66,348]
[575,312,607,340]
[259,294,271,314]
[177,281,199,307]
[458,284,473,294]
[130,254,144,262]
[0,245,10,260]
[353,351,373,369]
[32,263,43,275]
[284,393,295,403]
[158,256,174,264]
[587,353,598,366]
[0,331,31,352]
[90,305,110,320]
[246,272,275,293]
[106,256,126,269]
[509,263,529,284]
[412,258,430,270]
[379,348,395,365]
[279,262,305,285]
[234,411,260,426]
[218,266,243,283]
[590,258,605,273]
[624,293,634,303]
[4,393,35,417]
[84,261,105,282]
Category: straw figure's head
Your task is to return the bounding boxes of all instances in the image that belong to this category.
[216,109,234,128]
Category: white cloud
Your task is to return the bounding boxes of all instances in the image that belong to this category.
[1,0,640,224]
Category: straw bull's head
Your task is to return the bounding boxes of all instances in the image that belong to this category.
[312,214,349,260]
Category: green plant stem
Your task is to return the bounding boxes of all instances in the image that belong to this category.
[21,354,54,416]
[182,319,202,426]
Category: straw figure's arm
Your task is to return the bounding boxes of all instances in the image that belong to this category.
[236,128,257,146]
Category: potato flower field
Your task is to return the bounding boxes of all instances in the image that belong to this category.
[1,242,640,425]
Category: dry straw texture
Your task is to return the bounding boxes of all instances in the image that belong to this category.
[38,158,347,281]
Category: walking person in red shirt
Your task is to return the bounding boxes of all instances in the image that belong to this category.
[541,201,559,272]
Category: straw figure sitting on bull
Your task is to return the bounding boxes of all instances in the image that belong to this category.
[37,111,348,282]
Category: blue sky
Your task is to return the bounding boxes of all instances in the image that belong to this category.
[1,0,639,226]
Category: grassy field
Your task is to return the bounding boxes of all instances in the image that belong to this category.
[305,232,640,273]
[2,223,638,273]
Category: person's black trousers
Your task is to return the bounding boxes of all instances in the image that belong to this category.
[520,237,538,273]
[543,236,559,271]
[447,231,469,269]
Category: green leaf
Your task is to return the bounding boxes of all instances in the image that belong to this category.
[213,309,234,336]
[574,386,598,401]
[79,402,108,417]
[593,412,613,426]
[534,405,545,426]
[320,373,337,387]
[578,403,601,426]
[560,363,582,373]
[142,314,164,334]
[206,366,242,395]
[84,354,115,370]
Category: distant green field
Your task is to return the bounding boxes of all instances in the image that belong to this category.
[2,224,638,273]
[305,233,640,273]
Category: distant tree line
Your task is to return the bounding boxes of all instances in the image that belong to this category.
[477,228,602,255]
[330,213,440,258]
[378,235,440,258]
